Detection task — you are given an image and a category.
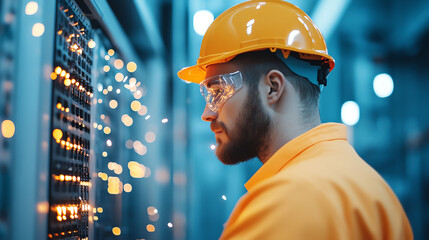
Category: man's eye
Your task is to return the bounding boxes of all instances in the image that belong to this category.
[210,88,222,96]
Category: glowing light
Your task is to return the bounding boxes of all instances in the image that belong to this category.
[145,115,151,120]
[55,67,62,74]
[97,125,103,130]
[107,86,113,92]
[93,216,98,221]
[146,224,155,232]
[98,99,102,104]
[116,89,121,94]
[222,195,227,200]
[113,59,124,70]
[104,55,110,61]
[115,73,124,82]
[373,73,394,98]
[145,132,156,143]
[106,139,112,147]
[88,39,96,48]
[100,114,105,120]
[108,162,115,170]
[121,114,133,127]
[32,23,45,37]
[133,140,147,155]
[127,62,137,73]
[102,89,108,95]
[108,49,115,56]
[107,176,122,194]
[130,100,141,112]
[128,161,146,178]
[129,78,137,86]
[64,78,71,86]
[103,127,111,135]
[113,164,123,174]
[70,43,79,51]
[97,207,103,213]
[99,172,108,181]
[147,207,158,215]
[52,129,63,141]
[124,183,132,192]
[210,144,216,150]
[112,227,121,236]
[60,70,66,77]
[25,2,38,15]
[1,120,15,138]
[168,222,173,228]
[138,105,148,116]
[341,101,360,126]
[102,151,108,157]
[193,10,214,36]
[109,100,118,109]
[50,72,57,80]
[103,65,110,72]
[161,118,168,124]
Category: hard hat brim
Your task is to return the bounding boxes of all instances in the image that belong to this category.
[177,65,206,84]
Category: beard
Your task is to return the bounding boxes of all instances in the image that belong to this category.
[212,88,271,165]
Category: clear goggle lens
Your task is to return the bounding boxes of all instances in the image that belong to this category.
[200,71,243,112]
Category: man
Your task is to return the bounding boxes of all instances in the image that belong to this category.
[178,0,413,239]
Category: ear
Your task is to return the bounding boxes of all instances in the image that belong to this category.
[263,70,285,105]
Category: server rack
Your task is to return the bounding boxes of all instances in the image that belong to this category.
[1,0,156,239]
[47,0,93,238]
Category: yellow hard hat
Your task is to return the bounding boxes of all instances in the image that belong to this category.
[178,0,335,84]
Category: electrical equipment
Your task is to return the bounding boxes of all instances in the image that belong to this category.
[48,0,93,239]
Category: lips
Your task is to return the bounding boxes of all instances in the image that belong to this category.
[213,129,222,134]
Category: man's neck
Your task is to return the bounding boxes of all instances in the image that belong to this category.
[258,118,321,164]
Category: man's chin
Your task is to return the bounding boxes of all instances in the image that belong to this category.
[215,144,251,165]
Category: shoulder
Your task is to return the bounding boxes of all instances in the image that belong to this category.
[245,171,335,210]
[221,174,346,239]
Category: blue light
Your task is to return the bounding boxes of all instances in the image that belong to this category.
[193,10,214,36]
[373,73,394,98]
[341,101,360,126]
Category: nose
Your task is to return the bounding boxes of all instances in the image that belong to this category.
[201,104,218,122]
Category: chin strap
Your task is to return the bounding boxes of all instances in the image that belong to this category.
[274,50,330,92]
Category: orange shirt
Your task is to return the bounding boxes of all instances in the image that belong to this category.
[220,123,413,240]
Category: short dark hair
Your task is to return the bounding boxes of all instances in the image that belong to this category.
[230,50,320,120]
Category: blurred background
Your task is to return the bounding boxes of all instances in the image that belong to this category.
[0,0,428,239]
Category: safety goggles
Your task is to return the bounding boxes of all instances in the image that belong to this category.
[200,71,243,112]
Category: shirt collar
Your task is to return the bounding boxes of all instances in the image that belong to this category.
[244,123,348,191]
